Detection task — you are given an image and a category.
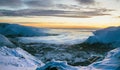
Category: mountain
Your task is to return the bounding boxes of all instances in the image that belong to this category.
[86,26,120,47]
[0,23,120,70]
[0,23,49,37]
[36,47,120,70]
[89,47,120,70]
[0,34,43,70]
[0,34,15,47]
[36,26,120,70]
[0,46,43,67]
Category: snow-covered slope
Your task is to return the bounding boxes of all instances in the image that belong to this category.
[89,47,120,70]
[16,41,103,66]
[86,26,120,47]
[0,34,43,70]
[36,26,120,70]
[36,47,120,70]
[0,46,43,70]
[0,34,15,47]
[0,23,49,37]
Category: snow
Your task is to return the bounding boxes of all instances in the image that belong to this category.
[36,60,78,70]
[0,66,37,70]
[86,26,120,46]
[36,47,120,70]
[0,34,15,47]
[14,28,100,66]
[89,47,120,70]
[0,33,43,70]
[0,23,120,70]
[0,23,49,37]
[36,26,120,70]
[0,46,43,70]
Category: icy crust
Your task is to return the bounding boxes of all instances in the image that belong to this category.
[0,23,48,37]
[0,46,43,67]
[86,26,120,46]
[36,48,120,70]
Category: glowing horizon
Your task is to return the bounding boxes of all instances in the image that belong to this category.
[0,0,120,28]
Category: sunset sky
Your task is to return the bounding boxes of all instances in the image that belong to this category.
[0,0,120,28]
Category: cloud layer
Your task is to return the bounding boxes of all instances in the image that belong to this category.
[0,0,115,18]
[25,0,54,8]
[0,8,112,18]
[76,0,95,4]
[0,0,23,8]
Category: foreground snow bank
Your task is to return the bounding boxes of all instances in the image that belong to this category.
[89,47,120,70]
[36,47,120,70]
[0,46,43,70]
[0,23,48,37]
[86,26,120,47]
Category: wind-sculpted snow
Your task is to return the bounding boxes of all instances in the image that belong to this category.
[86,26,120,47]
[36,48,120,70]
[0,46,43,67]
[0,23,49,37]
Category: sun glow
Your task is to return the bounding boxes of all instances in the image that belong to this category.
[0,16,120,28]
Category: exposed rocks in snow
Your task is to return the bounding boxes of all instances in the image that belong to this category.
[36,47,120,70]
[17,42,103,66]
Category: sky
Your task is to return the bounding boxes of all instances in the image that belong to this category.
[0,0,120,28]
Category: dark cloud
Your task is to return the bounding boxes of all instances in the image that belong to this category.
[117,16,120,18]
[76,0,95,5]
[0,0,114,18]
[56,4,81,10]
[25,0,54,8]
[116,0,120,2]
[0,8,111,18]
[0,0,54,9]
[0,0,23,8]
